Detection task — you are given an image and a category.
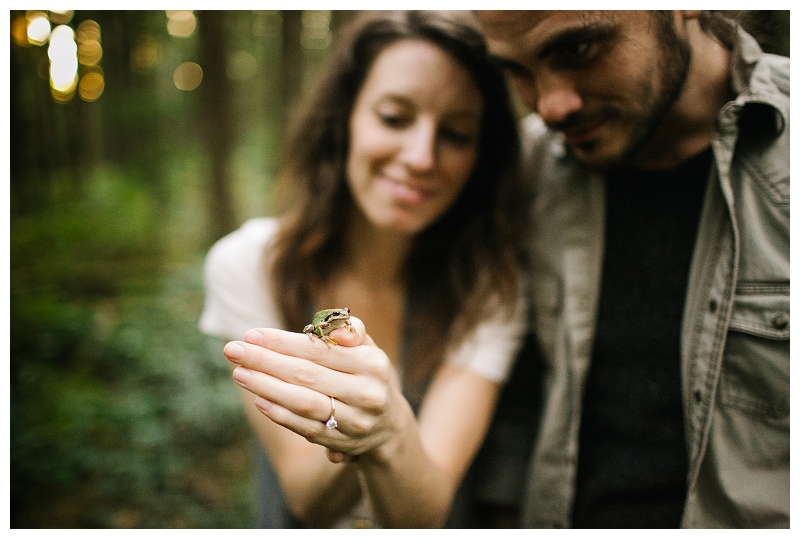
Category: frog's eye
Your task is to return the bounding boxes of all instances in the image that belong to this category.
[329,308,348,320]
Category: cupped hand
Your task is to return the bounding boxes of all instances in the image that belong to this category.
[223,317,409,462]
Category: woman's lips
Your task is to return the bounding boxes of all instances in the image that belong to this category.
[382,178,433,204]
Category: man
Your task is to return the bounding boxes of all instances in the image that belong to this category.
[474,11,789,528]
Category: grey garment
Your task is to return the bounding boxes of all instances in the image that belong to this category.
[254,442,376,529]
[254,441,304,528]
[516,27,789,528]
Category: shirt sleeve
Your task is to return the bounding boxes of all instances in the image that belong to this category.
[199,218,284,341]
[444,289,529,384]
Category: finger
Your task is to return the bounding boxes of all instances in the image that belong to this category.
[234,364,366,448]
[227,339,369,403]
[233,365,336,425]
[225,338,305,376]
[241,326,380,376]
[240,327,329,362]
[251,393,358,457]
[241,327,345,367]
[326,449,345,463]
[253,395,346,446]
[327,449,359,463]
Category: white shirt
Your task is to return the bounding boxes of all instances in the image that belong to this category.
[200,217,527,384]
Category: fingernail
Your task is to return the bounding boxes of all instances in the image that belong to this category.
[254,396,273,411]
[232,366,251,384]
[224,342,244,361]
[244,329,262,344]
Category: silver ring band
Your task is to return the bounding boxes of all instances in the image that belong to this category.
[325,396,338,429]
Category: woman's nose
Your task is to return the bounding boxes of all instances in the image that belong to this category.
[400,121,436,172]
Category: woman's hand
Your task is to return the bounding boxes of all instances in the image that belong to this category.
[223,316,504,527]
[223,317,413,463]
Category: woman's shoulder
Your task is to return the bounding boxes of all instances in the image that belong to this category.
[205,217,279,265]
[445,290,529,384]
[210,217,279,253]
[200,217,284,338]
[203,217,281,289]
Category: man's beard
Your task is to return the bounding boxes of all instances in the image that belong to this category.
[551,17,693,171]
[614,17,693,169]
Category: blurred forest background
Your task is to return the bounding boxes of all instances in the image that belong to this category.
[8,10,790,529]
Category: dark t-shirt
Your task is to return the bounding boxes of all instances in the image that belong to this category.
[571,148,712,528]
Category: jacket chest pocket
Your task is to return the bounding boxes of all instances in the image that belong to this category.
[719,283,789,420]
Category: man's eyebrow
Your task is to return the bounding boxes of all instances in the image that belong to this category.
[538,21,615,59]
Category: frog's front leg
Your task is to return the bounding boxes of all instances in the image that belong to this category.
[320,334,339,347]
[303,322,339,347]
[343,320,359,337]
[303,325,325,345]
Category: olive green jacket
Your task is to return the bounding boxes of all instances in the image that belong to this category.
[520,27,789,528]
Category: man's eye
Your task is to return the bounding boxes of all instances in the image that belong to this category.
[565,40,591,57]
[554,40,596,65]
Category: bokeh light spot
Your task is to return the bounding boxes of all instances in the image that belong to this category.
[51,62,78,92]
[49,10,74,25]
[51,88,76,103]
[27,15,51,46]
[227,51,257,81]
[49,24,76,47]
[131,37,160,73]
[79,71,105,101]
[78,39,103,66]
[50,69,78,101]
[167,11,197,38]
[301,10,331,50]
[12,16,30,47]
[173,62,203,91]
[48,25,78,93]
[77,20,102,43]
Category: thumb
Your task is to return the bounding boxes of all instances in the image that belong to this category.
[328,315,376,347]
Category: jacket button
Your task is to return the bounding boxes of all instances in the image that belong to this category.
[772,313,789,330]
[694,391,702,403]
[709,299,718,313]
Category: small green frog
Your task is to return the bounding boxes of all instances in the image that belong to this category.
[303,308,358,347]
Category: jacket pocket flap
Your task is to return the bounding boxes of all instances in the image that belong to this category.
[728,286,789,340]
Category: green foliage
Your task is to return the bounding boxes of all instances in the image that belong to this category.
[10,166,254,528]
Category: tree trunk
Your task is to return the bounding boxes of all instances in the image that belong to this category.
[279,10,304,139]
[198,10,235,242]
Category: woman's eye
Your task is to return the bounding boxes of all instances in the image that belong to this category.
[378,112,409,128]
[440,128,475,146]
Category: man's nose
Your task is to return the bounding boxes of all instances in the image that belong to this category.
[533,75,583,126]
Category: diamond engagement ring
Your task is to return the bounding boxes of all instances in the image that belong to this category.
[325,396,338,429]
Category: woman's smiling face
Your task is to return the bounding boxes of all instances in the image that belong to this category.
[346,39,484,235]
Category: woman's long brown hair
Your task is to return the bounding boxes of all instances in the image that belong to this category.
[269,10,529,402]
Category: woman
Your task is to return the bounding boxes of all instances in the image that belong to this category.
[200,10,529,528]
